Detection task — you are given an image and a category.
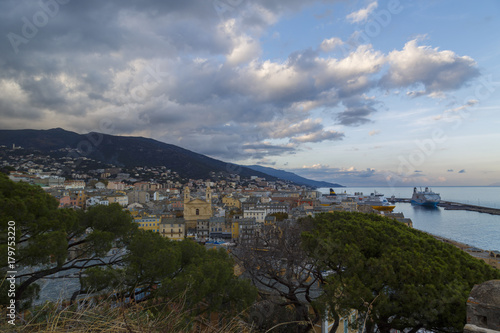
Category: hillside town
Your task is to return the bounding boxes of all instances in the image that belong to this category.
[2,144,412,245]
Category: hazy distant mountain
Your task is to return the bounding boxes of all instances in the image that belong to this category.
[246,165,343,188]
[488,182,500,187]
[0,128,275,180]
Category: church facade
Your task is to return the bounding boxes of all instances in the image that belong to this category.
[183,186,213,232]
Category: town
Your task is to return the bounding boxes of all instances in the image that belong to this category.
[2,144,413,245]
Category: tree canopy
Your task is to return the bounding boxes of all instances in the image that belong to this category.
[233,221,323,333]
[82,232,257,317]
[0,173,137,308]
[0,173,256,319]
[301,212,500,333]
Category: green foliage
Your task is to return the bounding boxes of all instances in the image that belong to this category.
[0,173,136,307]
[269,212,288,221]
[83,232,257,317]
[301,212,500,333]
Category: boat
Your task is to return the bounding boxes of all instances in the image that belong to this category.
[411,187,441,207]
[319,188,348,205]
[356,191,395,212]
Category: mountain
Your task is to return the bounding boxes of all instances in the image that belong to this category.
[0,128,274,181]
[246,165,343,188]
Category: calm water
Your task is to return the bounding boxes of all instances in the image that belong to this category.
[318,187,500,252]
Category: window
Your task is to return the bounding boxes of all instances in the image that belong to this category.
[196,208,200,215]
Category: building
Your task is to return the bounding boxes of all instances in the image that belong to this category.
[107,181,126,190]
[209,217,232,241]
[160,217,185,241]
[222,195,241,209]
[183,186,213,232]
[135,215,161,233]
[170,198,184,210]
[107,195,129,207]
[243,208,267,223]
[64,180,86,189]
[256,202,290,214]
[134,182,150,191]
[236,218,257,243]
[59,190,86,209]
[35,176,65,187]
[86,196,109,207]
[196,219,210,240]
[128,190,150,204]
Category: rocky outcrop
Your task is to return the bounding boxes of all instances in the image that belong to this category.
[465,280,500,333]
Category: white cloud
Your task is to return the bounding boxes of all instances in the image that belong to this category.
[271,118,323,139]
[346,1,378,24]
[320,37,344,52]
[445,99,478,114]
[314,44,385,89]
[291,130,344,143]
[382,39,479,95]
[221,19,262,65]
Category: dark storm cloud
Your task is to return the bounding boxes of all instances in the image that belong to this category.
[337,104,376,126]
[20,76,68,110]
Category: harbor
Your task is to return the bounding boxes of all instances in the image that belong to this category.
[320,186,500,254]
[389,197,500,216]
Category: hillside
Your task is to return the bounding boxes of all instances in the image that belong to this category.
[0,128,272,180]
[1,128,343,187]
[246,165,343,188]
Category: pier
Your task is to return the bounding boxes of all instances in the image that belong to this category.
[388,198,500,216]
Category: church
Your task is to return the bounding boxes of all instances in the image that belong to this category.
[183,186,213,232]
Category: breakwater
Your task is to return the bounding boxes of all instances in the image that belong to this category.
[389,198,500,216]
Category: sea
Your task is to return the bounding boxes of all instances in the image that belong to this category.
[317,187,500,252]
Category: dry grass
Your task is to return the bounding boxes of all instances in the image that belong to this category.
[1,296,253,333]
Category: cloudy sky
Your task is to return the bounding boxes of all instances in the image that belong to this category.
[1,0,499,186]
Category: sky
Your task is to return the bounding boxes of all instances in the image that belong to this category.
[1,0,499,186]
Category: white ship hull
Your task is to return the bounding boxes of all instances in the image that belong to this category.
[411,187,441,207]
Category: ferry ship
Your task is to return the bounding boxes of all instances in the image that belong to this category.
[356,191,396,212]
[411,187,441,207]
[319,189,395,212]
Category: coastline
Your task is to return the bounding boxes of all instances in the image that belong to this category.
[429,233,500,269]
[438,201,500,216]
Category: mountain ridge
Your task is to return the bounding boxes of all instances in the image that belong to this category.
[0,128,340,187]
[0,128,269,180]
